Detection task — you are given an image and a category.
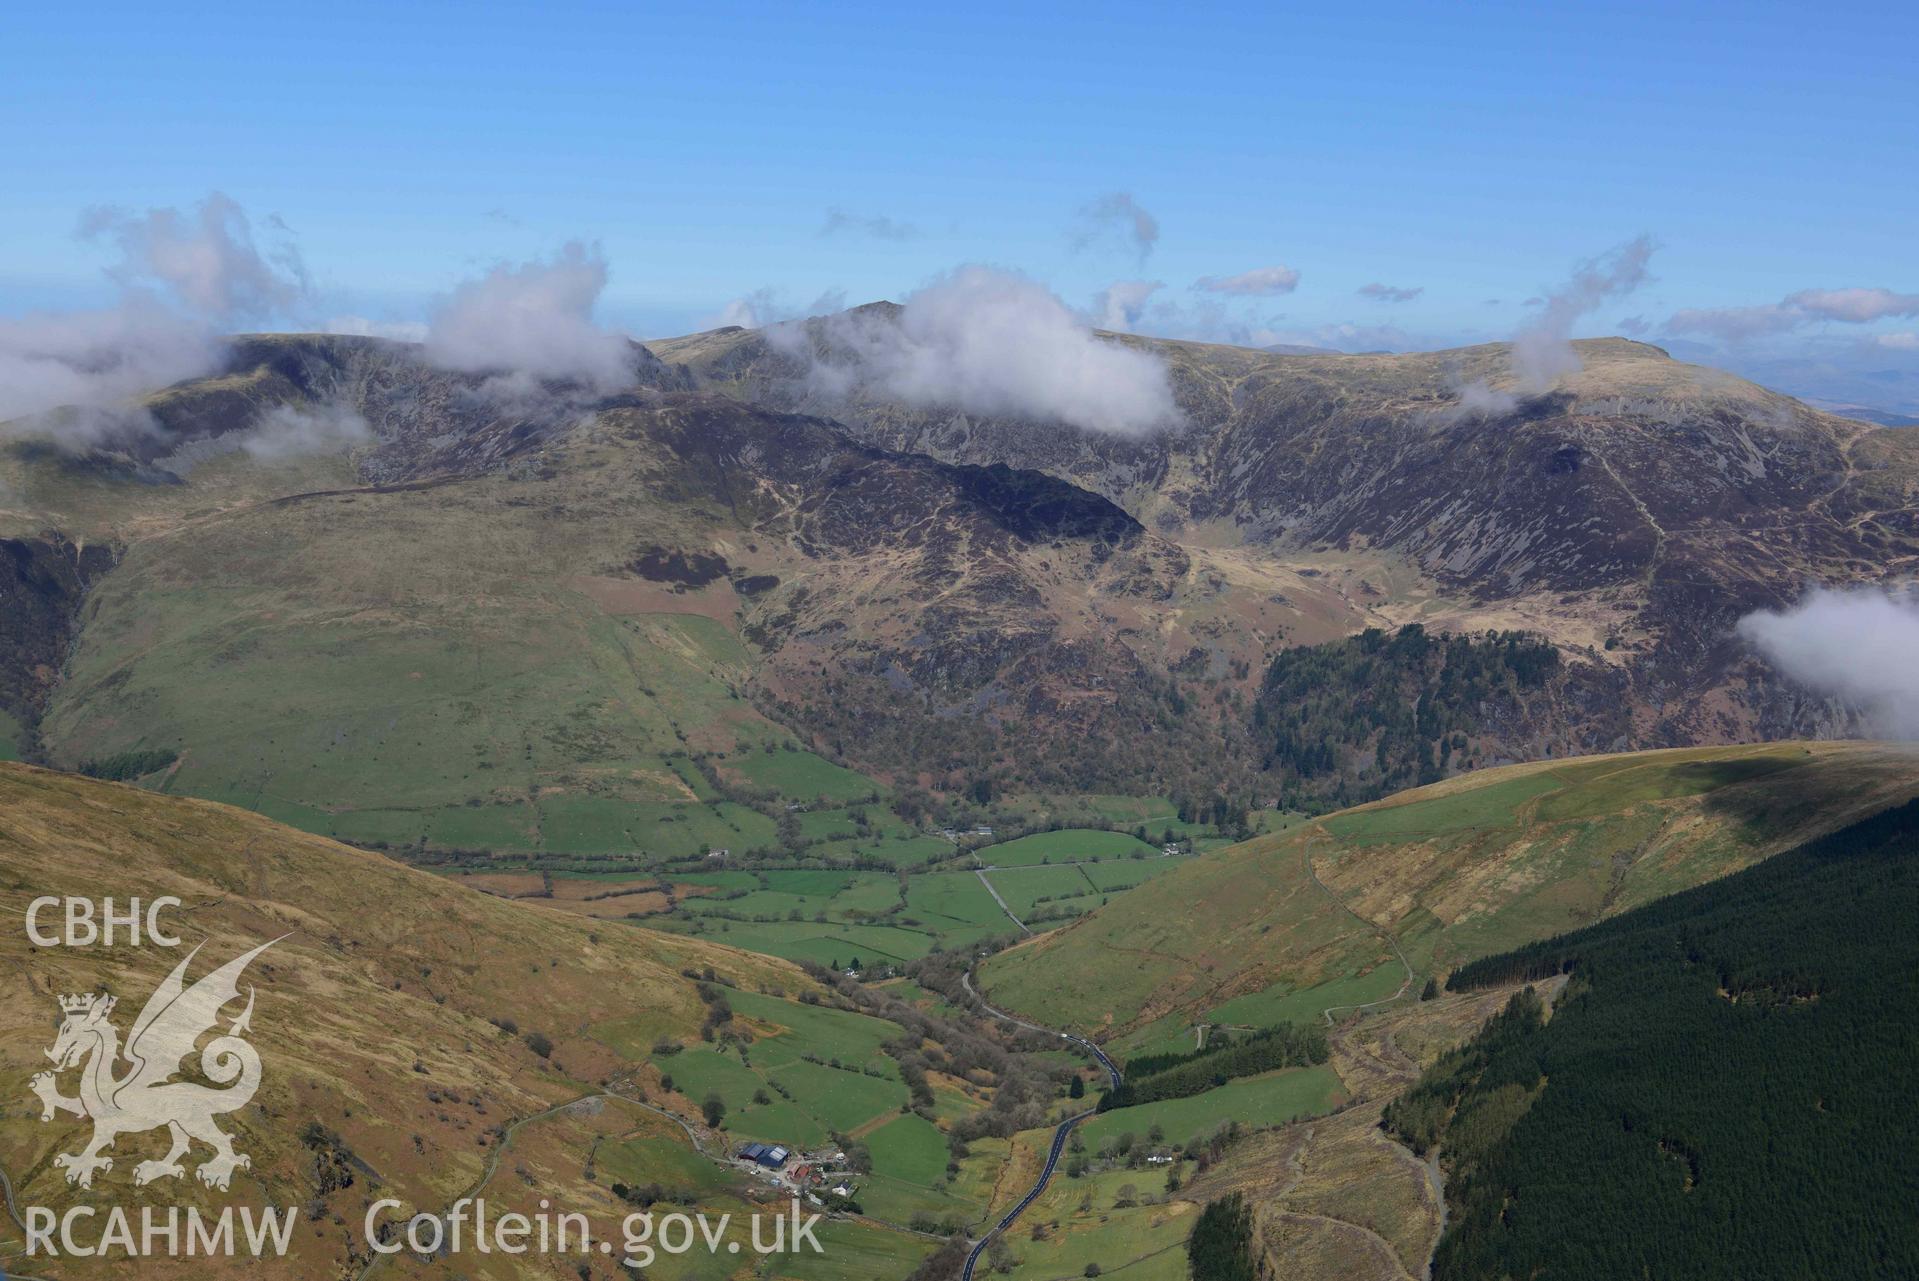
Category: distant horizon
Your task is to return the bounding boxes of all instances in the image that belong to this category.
[156,316,1919,429]
[5,1,1917,418]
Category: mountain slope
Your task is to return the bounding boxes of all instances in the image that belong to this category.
[0,762,849,1280]
[8,376,1225,853]
[979,742,1919,1054]
[1396,799,1919,1279]
[8,323,1919,835]
[659,316,1919,748]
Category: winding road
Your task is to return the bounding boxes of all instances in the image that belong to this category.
[958,969,1122,1281]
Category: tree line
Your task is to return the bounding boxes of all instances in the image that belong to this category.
[1101,1022,1328,1112]
[1386,796,1919,1279]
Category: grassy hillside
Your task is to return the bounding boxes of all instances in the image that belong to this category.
[9,386,1260,859]
[30,429,804,853]
[980,742,1919,1054]
[0,764,940,1280]
[8,374,1257,815]
[1394,798,1919,1279]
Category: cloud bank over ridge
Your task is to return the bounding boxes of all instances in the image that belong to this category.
[773,266,1180,437]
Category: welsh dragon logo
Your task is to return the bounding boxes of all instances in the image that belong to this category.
[30,939,281,1191]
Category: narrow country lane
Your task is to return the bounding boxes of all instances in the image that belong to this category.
[958,969,1122,1281]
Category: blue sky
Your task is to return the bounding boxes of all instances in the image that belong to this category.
[4,0,1916,405]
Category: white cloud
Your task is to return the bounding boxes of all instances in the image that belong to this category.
[1194,266,1302,297]
[0,297,215,433]
[1427,238,1655,415]
[1738,585,1919,739]
[1,192,308,441]
[1876,332,1919,352]
[1073,192,1160,262]
[238,402,373,461]
[158,399,374,472]
[422,241,635,391]
[1512,235,1656,391]
[1786,287,1919,324]
[1666,302,1805,343]
[1092,280,1163,332]
[1666,285,1919,346]
[713,287,848,331]
[1445,380,1520,421]
[780,266,1181,436]
[80,192,308,321]
[716,296,766,329]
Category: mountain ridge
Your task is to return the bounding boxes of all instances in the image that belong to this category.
[5,318,1916,815]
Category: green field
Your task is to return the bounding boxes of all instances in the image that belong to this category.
[425,800,542,849]
[870,977,971,1023]
[662,919,935,967]
[596,1131,736,1196]
[976,828,1160,866]
[674,868,897,920]
[776,1219,937,1281]
[998,1152,1198,1281]
[1204,965,1407,1029]
[730,747,882,803]
[1321,770,1566,845]
[1079,1063,1342,1148]
[905,871,1014,936]
[1080,857,1183,892]
[1532,752,1803,821]
[648,988,913,1154]
[634,985,1000,1233]
[652,866,1019,965]
[985,864,1104,917]
[864,1112,951,1185]
[1079,794,1180,823]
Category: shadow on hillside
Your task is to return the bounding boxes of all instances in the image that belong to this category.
[1698,747,1919,844]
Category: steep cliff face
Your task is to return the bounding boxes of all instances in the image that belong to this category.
[0,532,117,751]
